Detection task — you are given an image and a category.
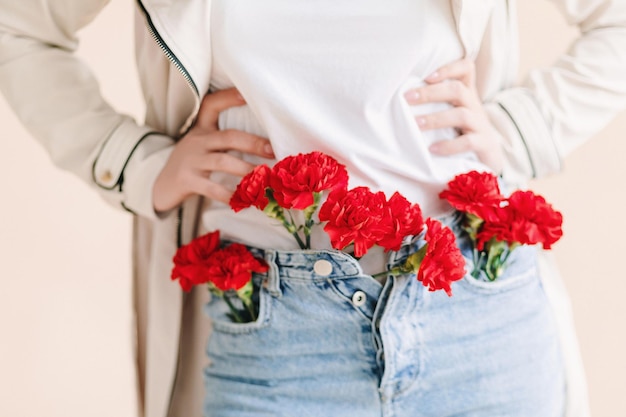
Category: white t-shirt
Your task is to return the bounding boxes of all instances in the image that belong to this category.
[201,0,490,268]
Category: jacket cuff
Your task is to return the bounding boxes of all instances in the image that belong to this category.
[122,134,175,220]
[484,87,563,186]
[92,119,175,220]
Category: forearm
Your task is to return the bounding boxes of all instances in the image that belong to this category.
[486,0,626,184]
[0,1,174,219]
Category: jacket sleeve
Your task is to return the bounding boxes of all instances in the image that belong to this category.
[484,0,626,184]
[0,0,174,220]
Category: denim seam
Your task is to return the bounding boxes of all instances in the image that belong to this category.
[377,276,426,399]
[274,274,363,282]
[458,267,537,294]
[324,279,379,358]
[209,289,272,335]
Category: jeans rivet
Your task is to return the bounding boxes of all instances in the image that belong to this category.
[352,290,367,307]
[313,259,333,276]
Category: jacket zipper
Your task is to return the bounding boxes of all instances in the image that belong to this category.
[135,0,198,248]
[135,2,198,417]
[135,0,199,97]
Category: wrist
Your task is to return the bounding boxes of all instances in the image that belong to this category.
[123,134,176,219]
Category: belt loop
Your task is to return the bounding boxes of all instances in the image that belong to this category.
[386,234,414,272]
[386,248,398,274]
[263,250,283,298]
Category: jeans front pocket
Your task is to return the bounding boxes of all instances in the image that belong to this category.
[457,239,540,295]
[203,282,273,335]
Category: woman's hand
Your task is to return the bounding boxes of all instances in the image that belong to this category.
[404,58,504,173]
[153,88,274,213]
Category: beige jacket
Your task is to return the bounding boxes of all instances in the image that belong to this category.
[2,1,626,416]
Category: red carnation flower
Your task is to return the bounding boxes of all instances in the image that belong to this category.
[204,244,269,291]
[378,192,424,252]
[319,187,393,257]
[230,164,271,212]
[508,191,563,249]
[269,152,349,209]
[475,206,510,251]
[479,190,563,250]
[417,218,466,296]
[439,171,504,221]
[171,231,221,292]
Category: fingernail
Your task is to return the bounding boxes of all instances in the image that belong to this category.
[429,143,442,153]
[264,143,274,155]
[404,90,420,102]
[237,92,245,102]
[417,117,426,126]
[426,71,439,81]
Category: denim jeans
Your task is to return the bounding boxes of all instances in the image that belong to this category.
[203,215,565,417]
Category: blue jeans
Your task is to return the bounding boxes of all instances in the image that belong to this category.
[203,215,565,417]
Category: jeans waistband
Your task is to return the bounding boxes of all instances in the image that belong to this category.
[387,209,464,268]
[227,209,463,285]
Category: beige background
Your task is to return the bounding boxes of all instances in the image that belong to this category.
[0,1,624,416]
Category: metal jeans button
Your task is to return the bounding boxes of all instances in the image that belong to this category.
[313,259,333,276]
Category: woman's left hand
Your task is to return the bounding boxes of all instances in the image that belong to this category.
[404,58,504,174]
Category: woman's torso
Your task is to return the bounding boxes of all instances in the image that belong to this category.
[132,2,516,416]
[201,0,491,266]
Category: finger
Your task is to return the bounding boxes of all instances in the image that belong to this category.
[204,130,275,158]
[425,59,475,88]
[428,135,476,156]
[195,88,246,130]
[429,134,504,173]
[416,107,479,132]
[193,152,257,178]
[190,177,234,205]
[404,80,474,107]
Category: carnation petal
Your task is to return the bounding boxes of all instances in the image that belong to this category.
[439,171,503,219]
[269,152,349,210]
[416,218,466,296]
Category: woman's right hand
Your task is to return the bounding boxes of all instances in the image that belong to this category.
[152,88,274,213]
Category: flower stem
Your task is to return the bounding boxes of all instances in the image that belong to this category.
[224,295,245,323]
[291,230,307,250]
[472,247,480,277]
[472,250,486,278]
[284,210,307,249]
[242,298,258,322]
[371,266,406,280]
[305,217,314,249]
[303,194,320,250]
[371,271,389,280]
